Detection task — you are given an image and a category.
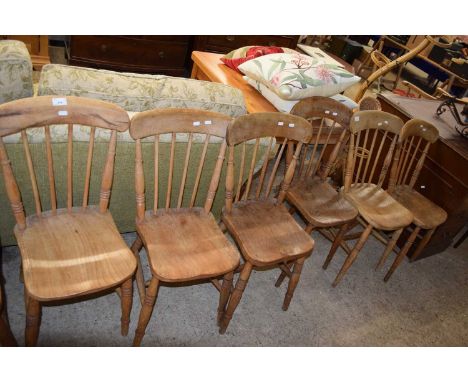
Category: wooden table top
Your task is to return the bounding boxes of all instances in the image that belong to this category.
[378,91,468,159]
[191,51,279,114]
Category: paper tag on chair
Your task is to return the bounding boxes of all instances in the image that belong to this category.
[52,97,67,106]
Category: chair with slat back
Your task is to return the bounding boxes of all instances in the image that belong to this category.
[218,112,315,334]
[273,97,358,288]
[0,96,136,346]
[326,110,414,287]
[129,108,240,346]
[381,119,447,281]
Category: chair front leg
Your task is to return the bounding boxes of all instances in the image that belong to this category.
[25,294,41,347]
[332,223,373,287]
[375,227,404,270]
[217,271,234,324]
[130,235,146,305]
[120,278,133,336]
[283,255,307,311]
[384,226,420,282]
[323,221,352,270]
[0,309,17,346]
[409,228,435,262]
[219,262,253,334]
[133,277,160,346]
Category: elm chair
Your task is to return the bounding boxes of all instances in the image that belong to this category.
[274,97,357,287]
[0,96,136,346]
[380,119,447,281]
[219,112,314,334]
[326,110,414,287]
[130,109,240,346]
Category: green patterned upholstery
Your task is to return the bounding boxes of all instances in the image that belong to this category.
[0,40,34,104]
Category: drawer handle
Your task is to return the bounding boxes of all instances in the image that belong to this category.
[100,44,107,52]
[226,36,235,42]
[158,51,165,59]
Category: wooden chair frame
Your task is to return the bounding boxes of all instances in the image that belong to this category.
[379,119,447,280]
[325,110,414,286]
[218,112,314,334]
[129,108,240,346]
[0,96,135,346]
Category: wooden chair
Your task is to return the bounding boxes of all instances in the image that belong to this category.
[130,109,240,346]
[0,96,136,346]
[326,110,414,286]
[274,97,357,286]
[381,119,447,281]
[219,112,315,334]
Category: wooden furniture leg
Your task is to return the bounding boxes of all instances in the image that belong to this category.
[133,277,160,346]
[375,228,403,270]
[323,221,352,270]
[25,294,41,347]
[332,224,373,287]
[130,236,146,305]
[219,262,253,334]
[0,310,17,346]
[275,224,313,288]
[217,271,234,324]
[120,278,133,336]
[384,226,420,282]
[282,256,306,311]
[410,228,436,262]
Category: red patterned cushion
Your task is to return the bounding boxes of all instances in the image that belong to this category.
[221,46,284,73]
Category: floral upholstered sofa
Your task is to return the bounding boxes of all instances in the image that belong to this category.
[0,40,255,246]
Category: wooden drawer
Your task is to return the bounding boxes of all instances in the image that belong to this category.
[69,36,191,76]
[196,35,299,54]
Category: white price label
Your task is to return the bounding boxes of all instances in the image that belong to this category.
[52,98,67,106]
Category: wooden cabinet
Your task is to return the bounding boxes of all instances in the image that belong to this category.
[69,36,193,77]
[69,36,299,77]
[0,35,50,70]
[193,35,299,54]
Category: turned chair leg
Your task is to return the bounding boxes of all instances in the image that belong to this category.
[282,256,307,311]
[384,226,421,282]
[409,228,435,262]
[120,278,133,336]
[219,262,253,334]
[217,271,234,324]
[375,228,404,270]
[323,221,352,270]
[130,235,146,305]
[133,277,160,346]
[332,224,373,287]
[25,294,41,347]
[0,309,17,346]
[275,224,313,288]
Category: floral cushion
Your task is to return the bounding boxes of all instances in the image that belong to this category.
[244,76,358,113]
[221,46,285,73]
[238,52,360,100]
[38,64,247,117]
[0,40,34,104]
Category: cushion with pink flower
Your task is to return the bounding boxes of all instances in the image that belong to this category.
[238,52,360,100]
[220,46,295,73]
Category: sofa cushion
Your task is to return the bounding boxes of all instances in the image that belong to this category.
[38,64,247,117]
[0,40,34,104]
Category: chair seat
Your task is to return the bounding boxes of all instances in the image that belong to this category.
[15,207,136,302]
[392,185,447,229]
[344,184,414,231]
[222,200,315,266]
[137,208,240,282]
[287,177,358,227]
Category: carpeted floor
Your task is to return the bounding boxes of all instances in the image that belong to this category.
[1,222,467,347]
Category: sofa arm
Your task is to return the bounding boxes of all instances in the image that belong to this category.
[38,64,247,117]
[0,40,34,104]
